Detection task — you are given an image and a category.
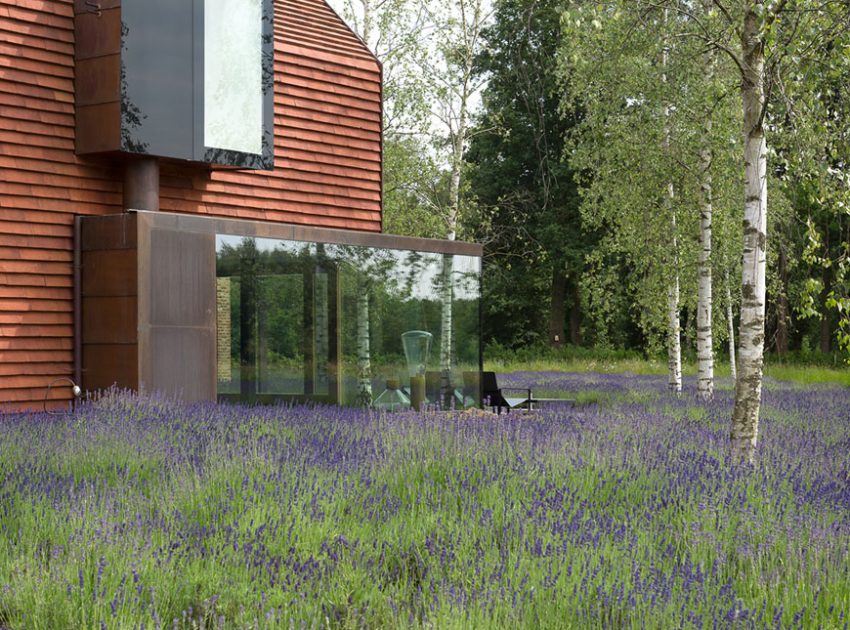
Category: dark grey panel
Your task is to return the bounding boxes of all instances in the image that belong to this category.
[121,0,195,158]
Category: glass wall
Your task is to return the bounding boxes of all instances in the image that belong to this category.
[215,236,481,408]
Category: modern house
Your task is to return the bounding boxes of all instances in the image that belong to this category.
[0,0,482,411]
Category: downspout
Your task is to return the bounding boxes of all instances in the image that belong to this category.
[73,216,83,395]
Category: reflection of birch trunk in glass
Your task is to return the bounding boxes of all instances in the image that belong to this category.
[725,264,737,381]
[314,244,329,393]
[257,284,268,392]
[439,253,453,407]
[356,284,372,406]
[732,5,768,465]
[239,239,258,398]
[314,271,328,392]
[697,138,714,400]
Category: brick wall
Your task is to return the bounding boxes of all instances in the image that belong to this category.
[216,277,232,382]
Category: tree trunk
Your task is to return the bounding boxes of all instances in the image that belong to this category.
[549,266,567,348]
[439,253,454,407]
[661,12,682,395]
[569,276,583,346]
[725,264,737,381]
[820,270,833,353]
[731,3,768,465]
[775,248,789,355]
[356,284,372,407]
[697,140,714,400]
[667,248,683,395]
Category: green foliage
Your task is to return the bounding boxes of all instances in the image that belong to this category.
[468,0,588,348]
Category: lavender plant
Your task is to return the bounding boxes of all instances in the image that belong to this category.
[0,376,847,629]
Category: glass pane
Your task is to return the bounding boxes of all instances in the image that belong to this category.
[217,235,480,407]
[121,0,194,158]
[205,0,263,155]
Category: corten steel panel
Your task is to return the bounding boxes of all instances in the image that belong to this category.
[75,55,121,107]
[149,229,215,327]
[137,221,216,401]
[80,214,137,252]
[148,328,216,402]
[82,344,139,392]
[82,296,137,344]
[81,249,138,297]
[75,104,122,154]
[136,211,483,257]
[74,9,122,61]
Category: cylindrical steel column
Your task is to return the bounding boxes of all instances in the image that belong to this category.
[123,158,160,211]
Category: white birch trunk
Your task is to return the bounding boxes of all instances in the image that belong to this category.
[439,48,469,407]
[356,285,372,407]
[731,4,768,464]
[697,140,714,400]
[314,271,329,391]
[725,264,737,381]
[439,253,454,407]
[666,211,683,395]
[661,20,682,395]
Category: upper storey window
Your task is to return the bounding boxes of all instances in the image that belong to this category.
[75,0,274,170]
[205,0,265,157]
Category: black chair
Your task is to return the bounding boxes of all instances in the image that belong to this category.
[465,371,533,414]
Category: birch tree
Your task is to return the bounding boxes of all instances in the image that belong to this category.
[417,0,493,404]
[661,7,683,394]
[657,0,850,462]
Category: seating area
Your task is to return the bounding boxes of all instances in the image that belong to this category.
[463,371,575,414]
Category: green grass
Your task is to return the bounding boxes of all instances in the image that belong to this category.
[485,349,850,386]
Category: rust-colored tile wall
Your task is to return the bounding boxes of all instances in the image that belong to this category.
[0,0,382,410]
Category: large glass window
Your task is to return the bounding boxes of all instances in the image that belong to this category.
[215,236,482,408]
[205,0,264,156]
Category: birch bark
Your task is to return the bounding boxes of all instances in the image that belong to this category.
[356,286,373,407]
[725,264,737,381]
[661,14,682,395]
[731,1,768,464]
[666,209,682,395]
[697,137,714,400]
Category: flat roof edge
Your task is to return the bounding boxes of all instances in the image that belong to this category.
[128,210,483,257]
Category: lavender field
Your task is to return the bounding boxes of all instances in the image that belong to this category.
[1,373,848,629]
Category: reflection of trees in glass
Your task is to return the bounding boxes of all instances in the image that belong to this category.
[314,244,330,392]
[217,237,314,397]
[120,22,149,153]
[439,254,454,406]
[205,0,264,155]
[237,238,258,397]
[327,245,399,406]
[216,236,480,405]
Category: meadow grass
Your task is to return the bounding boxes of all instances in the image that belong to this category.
[486,354,850,387]
[0,375,848,629]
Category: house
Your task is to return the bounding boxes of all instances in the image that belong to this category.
[0,0,482,410]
